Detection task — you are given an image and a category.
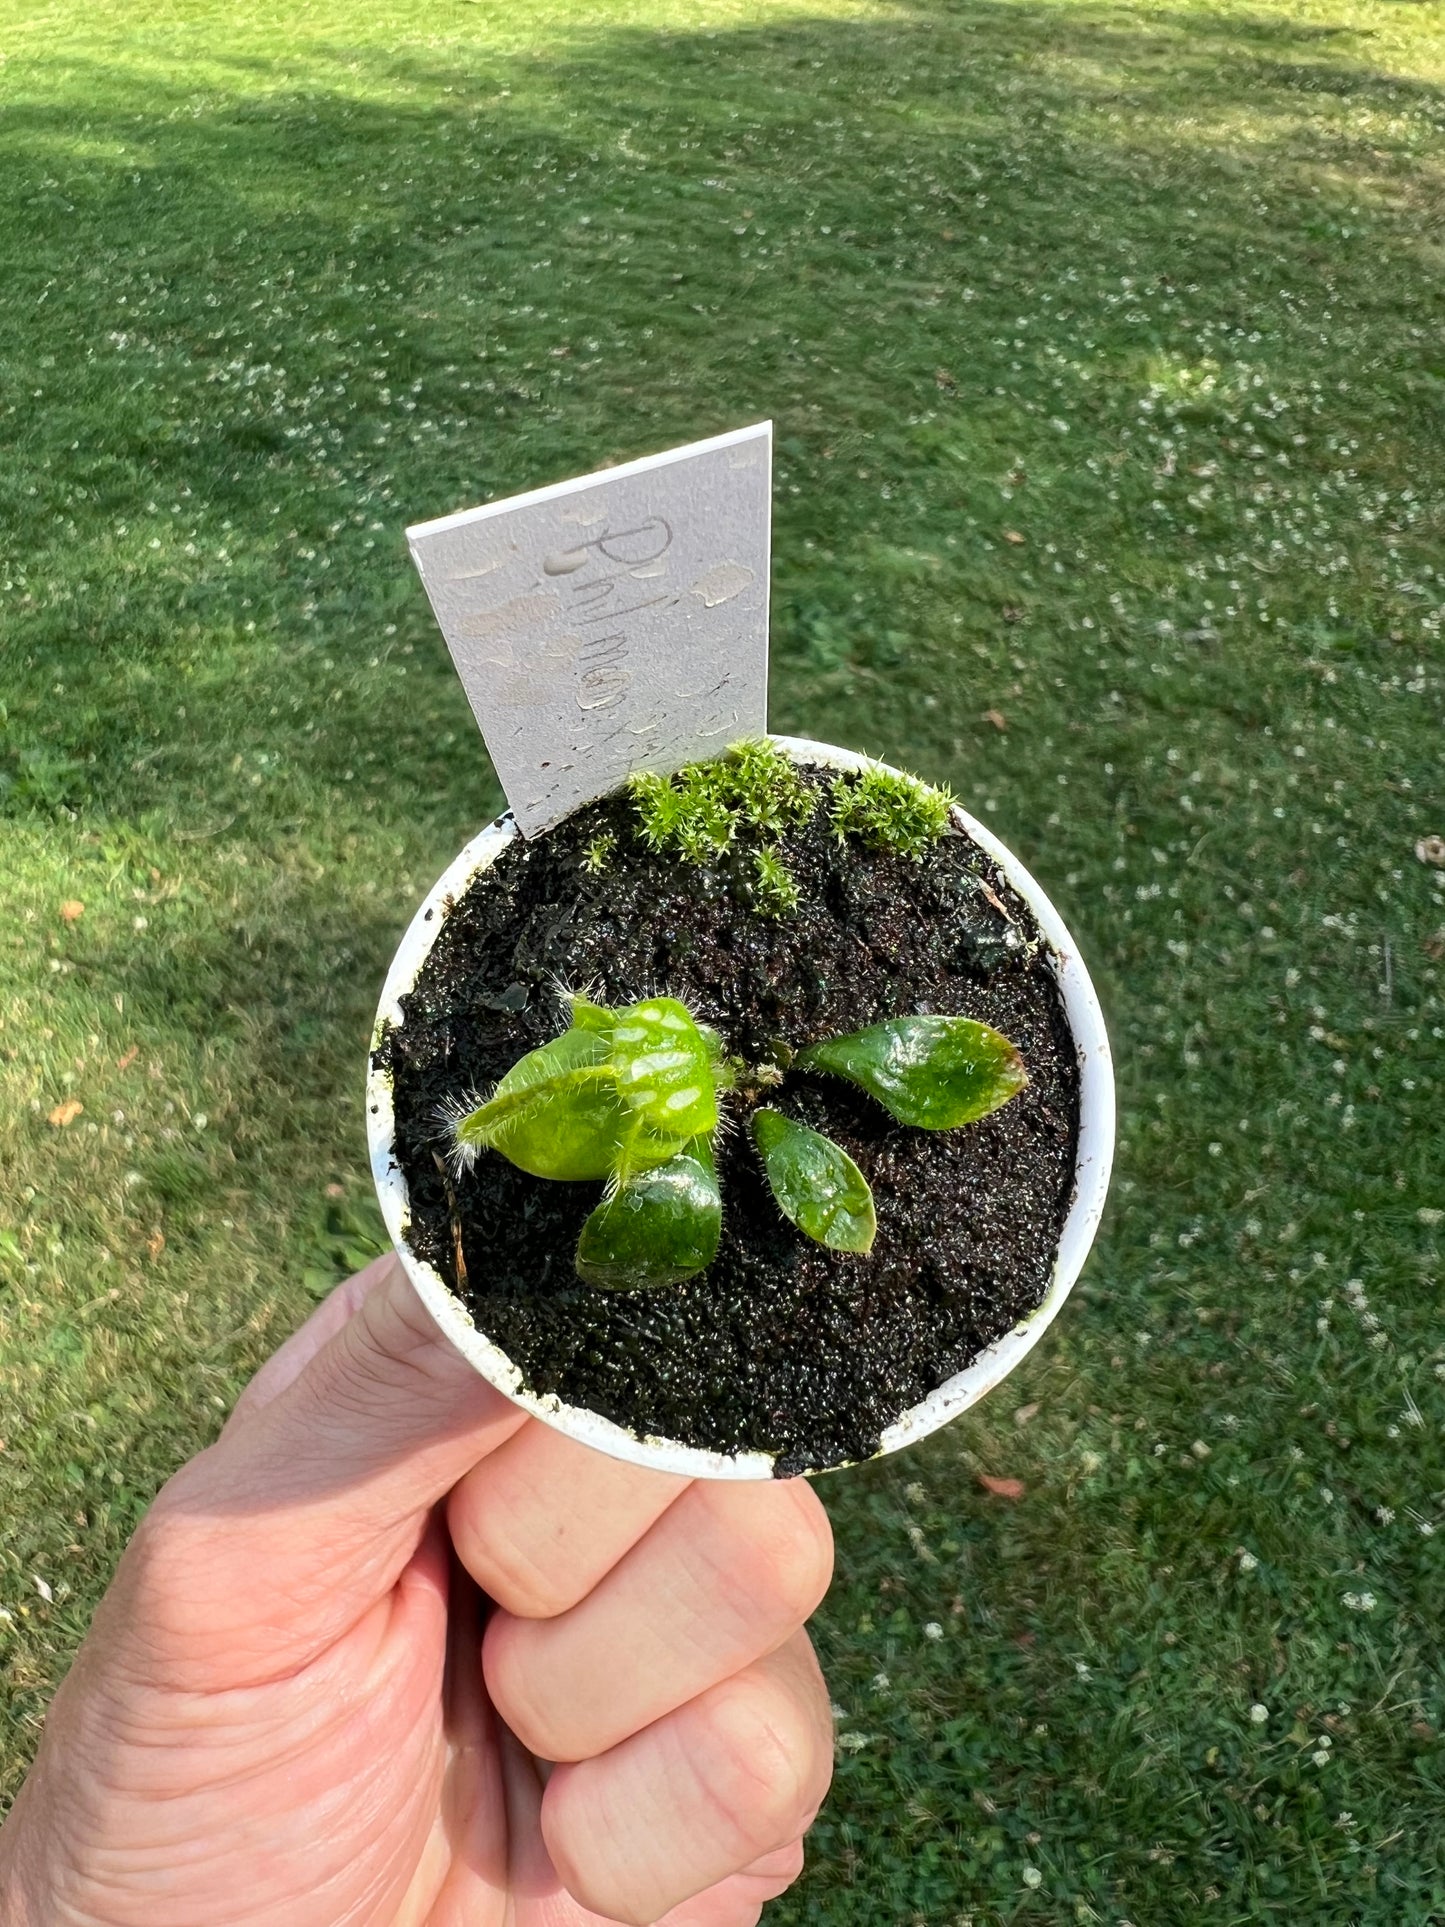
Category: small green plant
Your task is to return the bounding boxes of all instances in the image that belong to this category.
[828,765,954,857]
[447,991,1027,1290]
[581,830,616,875]
[628,739,815,912]
[751,845,801,916]
[630,739,815,856]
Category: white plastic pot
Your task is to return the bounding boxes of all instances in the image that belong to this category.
[367,736,1115,1479]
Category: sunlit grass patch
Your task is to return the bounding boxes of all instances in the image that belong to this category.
[1,0,1442,1916]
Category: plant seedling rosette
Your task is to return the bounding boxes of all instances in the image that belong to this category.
[368,434,1113,1479]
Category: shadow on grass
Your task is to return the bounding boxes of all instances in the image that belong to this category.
[0,0,1436,824]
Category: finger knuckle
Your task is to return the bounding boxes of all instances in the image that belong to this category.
[750,1836,808,1888]
[482,1617,577,1762]
[694,1673,823,1857]
[711,1484,834,1629]
[770,1485,835,1616]
[543,1822,654,1927]
[447,1485,582,1620]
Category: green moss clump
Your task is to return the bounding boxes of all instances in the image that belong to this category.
[626,739,815,919]
[829,765,954,859]
[752,846,801,918]
[629,740,814,863]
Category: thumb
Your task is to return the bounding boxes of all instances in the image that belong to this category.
[223,1248,400,1431]
[232,1250,525,1522]
[142,1255,527,1676]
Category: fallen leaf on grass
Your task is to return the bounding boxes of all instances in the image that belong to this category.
[1003,529,1025,545]
[983,708,1009,732]
[977,1473,1026,1500]
[116,1046,139,1071]
[1013,1402,1040,1426]
[47,1100,83,1128]
[59,900,84,923]
[146,1229,166,1261]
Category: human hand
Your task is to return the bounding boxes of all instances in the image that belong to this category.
[0,1252,834,1925]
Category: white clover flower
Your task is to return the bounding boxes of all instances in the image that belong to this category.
[923,1621,944,1641]
[1249,1704,1269,1725]
[1021,1866,1042,1890]
[1342,1591,1377,1612]
[1238,1550,1259,1573]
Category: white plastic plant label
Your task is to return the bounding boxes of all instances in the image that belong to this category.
[407,422,772,836]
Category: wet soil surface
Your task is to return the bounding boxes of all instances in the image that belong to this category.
[375,767,1080,1475]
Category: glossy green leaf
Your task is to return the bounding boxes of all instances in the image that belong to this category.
[451,1026,625,1180]
[609,996,721,1143]
[751,1109,876,1254]
[796,1015,1027,1128]
[575,1141,722,1290]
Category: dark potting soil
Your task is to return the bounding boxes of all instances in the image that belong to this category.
[374,765,1081,1476]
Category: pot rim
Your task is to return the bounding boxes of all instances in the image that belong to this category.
[366,735,1114,1479]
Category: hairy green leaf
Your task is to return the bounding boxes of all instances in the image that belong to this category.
[575,1141,722,1289]
[452,1026,624,1180]
[449,993,729,1187]
[797,1015,1027,1128]
[610,996,722,1145]
[751,1108,876,1253]
[565,990,616,1035]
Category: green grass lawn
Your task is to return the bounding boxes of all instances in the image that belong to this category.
[2,0,1442,1916]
